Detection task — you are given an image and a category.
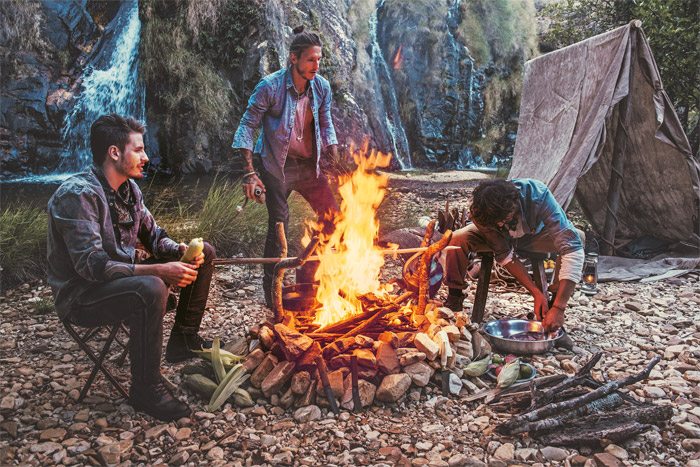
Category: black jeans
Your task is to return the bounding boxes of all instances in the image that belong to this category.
[261,158,339,291]
[67,242,216,386]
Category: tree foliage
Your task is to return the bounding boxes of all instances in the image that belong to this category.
[540,0,699,156]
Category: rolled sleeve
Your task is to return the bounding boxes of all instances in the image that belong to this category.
[233,78,272,151]
[50,190,111,282]
[559,248,584,283]
[318,84,338,147]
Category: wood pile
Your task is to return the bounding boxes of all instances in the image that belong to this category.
[492,352,673,447]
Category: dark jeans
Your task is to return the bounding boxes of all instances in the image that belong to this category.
[67,242,216,386]
[261,157,339,291]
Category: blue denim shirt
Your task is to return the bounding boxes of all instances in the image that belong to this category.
[232,67,338,182]
[47,165,180,319]
[476,179,584,264]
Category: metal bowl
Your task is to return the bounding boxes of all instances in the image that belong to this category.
[481,319,563,355]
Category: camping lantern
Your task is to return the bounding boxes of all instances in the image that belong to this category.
[581,252,599,295]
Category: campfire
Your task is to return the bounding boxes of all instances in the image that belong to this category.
[244,143,461,412]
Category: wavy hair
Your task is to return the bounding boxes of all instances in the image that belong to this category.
[470,179,520,228]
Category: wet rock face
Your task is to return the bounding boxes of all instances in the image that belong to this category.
[1,0,106,177]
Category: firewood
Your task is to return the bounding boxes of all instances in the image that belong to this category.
[497,357,661,435]
[420,219,435,249]
[529,352,603,411]
[538,421,652,447]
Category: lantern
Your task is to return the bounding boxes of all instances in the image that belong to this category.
[581,252,599,295]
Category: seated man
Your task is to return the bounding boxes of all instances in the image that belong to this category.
[48,114,216,421]
[444,178,584,333]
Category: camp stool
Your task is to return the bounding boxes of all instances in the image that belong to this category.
[470,251,550,323]
[61,320,130,401]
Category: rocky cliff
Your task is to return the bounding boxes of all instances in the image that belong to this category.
[1,0,537,179]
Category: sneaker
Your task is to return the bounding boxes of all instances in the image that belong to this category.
[128,377,191,422]
[165,330,216,363]
[444,292,466,312]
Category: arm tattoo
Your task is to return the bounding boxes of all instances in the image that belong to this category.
[240,149,254,173]
[104,261,135,280]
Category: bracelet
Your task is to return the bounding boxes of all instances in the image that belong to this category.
[242,171,258,179]
[551,305,566,312]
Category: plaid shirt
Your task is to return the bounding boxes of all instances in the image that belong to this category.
[47,165,179,319]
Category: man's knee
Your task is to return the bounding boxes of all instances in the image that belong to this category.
[202,242,216,261]
[135,276,168,309]
[575,228,586,246]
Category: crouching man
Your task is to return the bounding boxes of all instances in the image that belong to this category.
[444,179,584,334]
[48,114,216,421]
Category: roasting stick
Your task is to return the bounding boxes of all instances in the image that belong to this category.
[213,245,460,265]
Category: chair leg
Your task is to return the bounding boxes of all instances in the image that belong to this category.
[471,253,494,323]
[63,322,130,401]
[531,259,549,300]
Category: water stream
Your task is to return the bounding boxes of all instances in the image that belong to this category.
[59,0,144,174]
[369,0,412,170]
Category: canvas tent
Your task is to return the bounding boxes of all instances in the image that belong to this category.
[509,21,700,254]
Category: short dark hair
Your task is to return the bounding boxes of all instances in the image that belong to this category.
[90,113,145,165]
[470,179,520,228]
[288,25,322,64]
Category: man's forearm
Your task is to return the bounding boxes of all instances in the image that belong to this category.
[551,279,576,310]
[504,259,542,297]
[239,148,254,173]
[103,260,163,281]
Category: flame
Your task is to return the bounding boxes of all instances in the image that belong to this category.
[392,45,404,70]
[303,142,394,327]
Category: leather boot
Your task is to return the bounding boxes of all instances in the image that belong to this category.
[165,329,216,363]
[128,377,191,422]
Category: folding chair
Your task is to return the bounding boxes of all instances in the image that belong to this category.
[62,320,130,401]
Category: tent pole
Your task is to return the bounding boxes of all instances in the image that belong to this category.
[601,20,642,256]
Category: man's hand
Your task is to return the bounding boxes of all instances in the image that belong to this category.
[532,290,549,322]
[156,262,198,287]
[243,174,266,203]
[178,242,205,268]
[543,305,565,332]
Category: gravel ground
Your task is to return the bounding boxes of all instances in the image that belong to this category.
[1,172,699,466]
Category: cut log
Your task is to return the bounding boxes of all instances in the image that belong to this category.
[530,352,603,410]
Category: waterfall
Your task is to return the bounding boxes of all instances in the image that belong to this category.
[60,0,144,173]
[369,0,412,170]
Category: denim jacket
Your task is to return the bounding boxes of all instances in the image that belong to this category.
[478,179,584,264]
[47,165,179,319]
[232,67,338,182]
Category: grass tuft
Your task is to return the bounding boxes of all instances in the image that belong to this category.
[0,204,48,289]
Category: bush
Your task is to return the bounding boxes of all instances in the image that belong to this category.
[0,204,48,289]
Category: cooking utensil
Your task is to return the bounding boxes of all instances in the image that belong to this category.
[482,319,563,355]
[315,356,340,415]
[281,283,318,313]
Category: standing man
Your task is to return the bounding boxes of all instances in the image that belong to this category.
[232,26,340,307]
[444,179,584,333]
[48,114,216,421]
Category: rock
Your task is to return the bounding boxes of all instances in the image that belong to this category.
[676,422,700,437]
[403,361,434,387]
[378,331,399,348]
[515,448,537,461]
[260,434,277,447]
[169,450,190,466]
[97,444,120,465]
[376,342,401,374]
[250,353,278,388]
[258,326,275,349]
[604,444,628,460]
[291,370,311,395]
[376,374,412,402]
[682,438,700,452]
[448,373,462,395]
[540,446,568,461]
[261,361,295,397]
[242,348,265,373]
[685,371,700,382]
[354,347,377,367]
[294,405,321,423]
[30,442,62,454]
[39,428,66,442]
[400,350,426,367]
[174,427,191,441]
[273,323,313,361]
[593,452,623,467]
[493,443,514,460]
[570,455,590,467]
[644,386,666,398]
[295,341,322,370]
[443,325,460,342]
[206,446,224,460]
[1,421,18,438]
[328,369,346,398]
[145,424,169,439]
[414,333,440,360]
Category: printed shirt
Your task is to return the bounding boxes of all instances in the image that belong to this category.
[232,67,338,181]
[475,179,584,265]
[47,165,179,319]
